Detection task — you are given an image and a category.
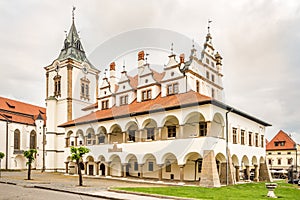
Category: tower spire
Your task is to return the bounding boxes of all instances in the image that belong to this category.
[72,6,76,23]
[207,19,212,34]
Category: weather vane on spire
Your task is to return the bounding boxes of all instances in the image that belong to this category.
[208,19,212,34]
[72,6,76,22]
[171,43,174,55]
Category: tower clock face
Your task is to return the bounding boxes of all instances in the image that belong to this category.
[82,66,88,74]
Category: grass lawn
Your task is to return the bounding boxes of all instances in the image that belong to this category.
[115,181,300,199]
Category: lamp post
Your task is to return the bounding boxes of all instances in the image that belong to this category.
[225,108,233,186]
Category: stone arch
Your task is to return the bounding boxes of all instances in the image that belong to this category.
[76,129,84,146]
[252,156,258,166]
[215,153,226,163]
[210,112,225,138]
[86,128,96,146]
[241,155,250,166]
[161,152,179,180]
[232,154,239,166]
[110,124,123,144]
[97,126,107,144]
[125,154,138,163]
[161,115,179,139]
[85,155,95,176]
[125,154,138,177]
[97,155,106,162]
[142,153,157,164]
[142,118,157,141]
[259,156,265,164]
[183,152,202,181]
[126,121,138,142]
[109,154,122,177]
[66,130,74,147]
[182,112,206,138]
[15,155,26,169]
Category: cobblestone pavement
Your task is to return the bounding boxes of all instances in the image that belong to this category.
[0,171,193,200]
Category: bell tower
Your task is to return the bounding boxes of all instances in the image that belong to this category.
[44,7,99,171]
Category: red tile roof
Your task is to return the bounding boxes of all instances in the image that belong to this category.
[60,91,211,127]
[0,96,46,125]
[266,130,296,150]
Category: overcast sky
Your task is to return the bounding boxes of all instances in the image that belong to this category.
[0,0,300,142]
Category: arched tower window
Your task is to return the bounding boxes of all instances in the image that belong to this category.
[53,75,61,97]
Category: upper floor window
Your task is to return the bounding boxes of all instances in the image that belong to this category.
[86,132,96,145]
[278,159,281,165]
[261,135,264,147]
[274,141,285,146]
[287,158,293,165]
[211,62,215,68]
[102,100,109,110]
[249,132,252,146]
[206,71,210,79]
[167,83,179,95]
[232,128,237,144]
[255,133,259,147]
[268,159,272,165]
[211,74,215,82]
[142,89,152,101]
[120,95,128,105]
[53,75,61,97]
[167,126,176,138]
[206,58,209,65]
[199,122,207,136]
[146,128,155,140]
[211,88,215,98]
[196,80,200,93]
[80,77,90,100]
[128,130,136,142]
[241,130,245,145]
[98,134,105,144]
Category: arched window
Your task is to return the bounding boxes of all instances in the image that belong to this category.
[30,131,37,149]
[14,129,20,150]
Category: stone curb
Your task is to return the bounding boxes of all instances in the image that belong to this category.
[0,181,122,200]
[108,188,196,200]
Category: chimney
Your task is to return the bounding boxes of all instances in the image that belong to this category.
[109,62,116,92]
[180,53,185,64]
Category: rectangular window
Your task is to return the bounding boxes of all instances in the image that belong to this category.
[167,126,176,138]
[249,132,252,146]
[142,90,152,101]
[261,135,264,147]
[196,80,200,93]
[287,152,291,155]
[102,100,109,110]
[148,162,154,171]
[211,74,215,82]
[134,162,138,171]
[206,58,209,64]
[128,130,135,142]
[255,133,259,147]
[166,161,171,172]
[288,158,293,165]
[278,152,281,155]
[211,62,215,68]
[80,77,90,100]
[211,88,215,98]
[147,128,154,140]
[268,159,272,165]
[167,83,179,95]
[206,71,210,79]
[232,128,237,144]
[120,95,128,105]
[241,130,245,145]
[199,122,207,136]
[268,152,272,155]
[53,75,61,97]
[278,159,281,165]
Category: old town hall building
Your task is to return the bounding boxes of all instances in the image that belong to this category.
[1,14,272,187]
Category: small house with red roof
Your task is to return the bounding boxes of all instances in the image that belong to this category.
[266,130,299,172]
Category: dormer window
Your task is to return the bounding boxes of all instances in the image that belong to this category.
[53,75,61,97]
[120,95,128,105]
[102,100,109,110]
[142,89,152,101]
[80,77,90,100]
[167,83,179,95]
[274,141,285,146]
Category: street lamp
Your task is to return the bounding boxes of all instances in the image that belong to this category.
[226,108,233,186]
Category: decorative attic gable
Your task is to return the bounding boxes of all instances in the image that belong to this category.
[266,130,296,150]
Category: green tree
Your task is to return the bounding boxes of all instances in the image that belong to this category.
[70,146,90,186]
[0,152,4,178]
[24,149,37,180]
